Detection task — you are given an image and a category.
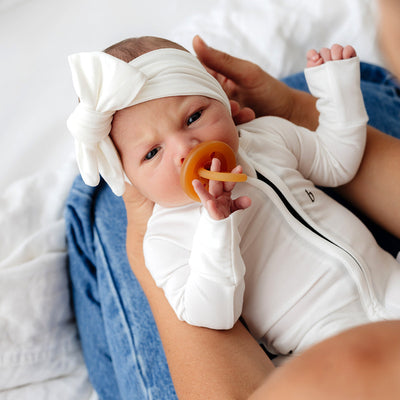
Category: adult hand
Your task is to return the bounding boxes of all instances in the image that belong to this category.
[193,35,294,119]
[229,99,255,125]
[193,35,319,130]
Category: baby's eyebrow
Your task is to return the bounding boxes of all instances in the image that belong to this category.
[132,135,158,157]
[136,131,158,146]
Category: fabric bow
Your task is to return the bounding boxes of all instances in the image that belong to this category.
[67,49,231,196]
[67,52,146,196]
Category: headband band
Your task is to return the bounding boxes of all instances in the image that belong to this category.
[67,48,231,196]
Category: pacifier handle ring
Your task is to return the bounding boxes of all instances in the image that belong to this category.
[198,167,247,182]
[180,141,247,202]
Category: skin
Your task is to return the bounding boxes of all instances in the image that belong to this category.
[113,44,356,220]
[119,39,400,399]
[192,36,400,399]
[306,44,356,67]
[114,40,400,399]
[249,320,400,399]
[193,35,400,239]
[379,0,400,79]
[111,95,251,218]
[123,183,274,399]
[192,35,319,130]
[124,159,400,400]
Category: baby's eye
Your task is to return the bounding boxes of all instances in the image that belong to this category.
[187,110,202,126]
[144,146,161,161]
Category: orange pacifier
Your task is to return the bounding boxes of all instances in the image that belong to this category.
[180,141,247,202]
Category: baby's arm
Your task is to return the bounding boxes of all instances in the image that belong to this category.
[144,205,247,330]
[296,44,368,186]
[192,158,251,220]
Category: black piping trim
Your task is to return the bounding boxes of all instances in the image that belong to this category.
[256,171,329,241]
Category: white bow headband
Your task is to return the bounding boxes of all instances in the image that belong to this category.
[67,48,231,196]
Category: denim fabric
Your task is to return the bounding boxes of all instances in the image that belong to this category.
[66,62,400,399]
[66,180,177,399]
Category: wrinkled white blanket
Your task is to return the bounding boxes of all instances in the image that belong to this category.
[172,0,383,79]
[0,160,97,399]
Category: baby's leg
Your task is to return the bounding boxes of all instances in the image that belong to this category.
[306,44,356,67]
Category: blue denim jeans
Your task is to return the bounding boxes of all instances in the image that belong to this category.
[65,63,400,400]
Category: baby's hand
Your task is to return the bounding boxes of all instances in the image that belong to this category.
[192,158,251,220]
[306,44,357,68]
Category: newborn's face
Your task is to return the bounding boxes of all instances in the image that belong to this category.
[111,95,238,207]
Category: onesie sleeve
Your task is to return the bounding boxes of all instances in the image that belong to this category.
[143,206,246,330]
[297,57,368,186]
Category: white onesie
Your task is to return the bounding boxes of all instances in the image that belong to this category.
[144,57,400,358]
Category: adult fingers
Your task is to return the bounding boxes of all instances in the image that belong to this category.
[230,100,256,125]
[193,35,255,86]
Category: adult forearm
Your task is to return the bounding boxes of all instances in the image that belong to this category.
[285,87,318,130]
[379,0,400,78]
[250,321,400,399]
[126,218,274,399]
[123,180,274,399]
[285,87,400,239]
[337,126,400,239]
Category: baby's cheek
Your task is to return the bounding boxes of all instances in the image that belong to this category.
[122,166,135,184]
[122,154,141,181]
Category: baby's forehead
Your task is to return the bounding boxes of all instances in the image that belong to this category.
[111,95,215,140]
[119,94,212,115]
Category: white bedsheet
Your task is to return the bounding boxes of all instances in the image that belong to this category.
[0,159,94,399]
[0,0,384,398]
[172,0,383,79]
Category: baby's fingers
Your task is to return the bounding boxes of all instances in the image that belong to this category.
[232,195,252,212]
[192,179,212,204]
[192,179,228,220]
[208,158,224,197]
[223,164,244,192]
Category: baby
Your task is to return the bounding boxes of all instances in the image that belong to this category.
[67,36,400,360]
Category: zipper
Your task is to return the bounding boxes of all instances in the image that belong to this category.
[254,170,384,319]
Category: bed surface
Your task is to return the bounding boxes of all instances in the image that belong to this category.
[0,0,384,398]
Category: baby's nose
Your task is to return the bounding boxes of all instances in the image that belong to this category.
[176,139,199,166]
